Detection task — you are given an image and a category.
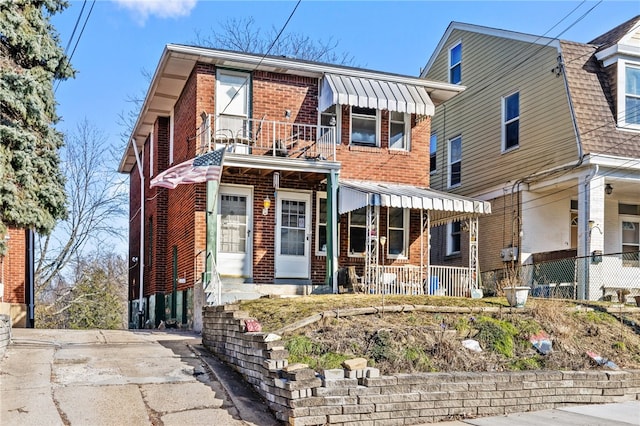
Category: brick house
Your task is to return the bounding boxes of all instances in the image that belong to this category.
[422,16,640,300]
[0,227,34,327]
[118,45,491,330]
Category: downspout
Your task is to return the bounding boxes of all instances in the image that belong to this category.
[131,138,145,326]
[329,169,339,294]
[26,229,34,328]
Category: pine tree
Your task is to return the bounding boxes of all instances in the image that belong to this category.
[0,0,74,254]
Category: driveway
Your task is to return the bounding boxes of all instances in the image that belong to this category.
[0,328,277,426]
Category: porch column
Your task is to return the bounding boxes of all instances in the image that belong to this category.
[577,170,605,300]
[327,170,339,293]
[468,217,479,289]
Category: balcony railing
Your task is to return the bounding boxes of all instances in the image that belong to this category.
[199,114,337,161]
[362,265,475,297]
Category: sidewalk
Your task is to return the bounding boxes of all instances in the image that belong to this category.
[0,328,276,426]
[436,401,639,425]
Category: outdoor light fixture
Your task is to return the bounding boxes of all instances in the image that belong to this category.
[273,172,280,189]
[605,183,613,195]
[262,196,271,216]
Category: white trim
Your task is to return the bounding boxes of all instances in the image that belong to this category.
[348,207,367,258]
[169,108,174,165]
[430,133,438,174]
[501,91,520,152]
[388,111,410,151]
[448,40,462,84]
[620,215,640,268]
[350,106,380,147]
[617,60,640,130]
[315,191,328,256]
[217,184,254,278]
[447,135,462,189]
[149,125,154,177]
[275,190,312,279]
[386,207,409,260]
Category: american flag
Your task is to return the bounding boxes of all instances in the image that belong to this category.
[150,148,226,189]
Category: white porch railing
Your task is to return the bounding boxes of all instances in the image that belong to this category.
[363,265,475,297]
[199,115,337,161]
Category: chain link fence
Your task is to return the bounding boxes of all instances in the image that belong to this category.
[480,251,640,304]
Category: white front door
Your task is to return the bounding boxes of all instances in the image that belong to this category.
[217,185,252,278]
[275,191,311,279]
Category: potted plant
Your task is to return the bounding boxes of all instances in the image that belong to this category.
[499,268,529,308]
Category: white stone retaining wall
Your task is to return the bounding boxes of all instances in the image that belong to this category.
[0,314,11,358]
[202,305,640,425]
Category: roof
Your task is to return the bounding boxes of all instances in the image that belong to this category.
[560,39,640,158]
[119,44,464,173]
[339,179,491,226]
[588,15,640,50]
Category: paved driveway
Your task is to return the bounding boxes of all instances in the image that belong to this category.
[0,329,276,426]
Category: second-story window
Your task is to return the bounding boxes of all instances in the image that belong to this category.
[389,111,409,150]
[449,42,462,84]
[430,133,437,174]
[502,92,520,151]
[448,136,462,188]
[624,64,640,127]
[351,107,379,146]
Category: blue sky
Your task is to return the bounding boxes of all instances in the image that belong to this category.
[52,0,638,149]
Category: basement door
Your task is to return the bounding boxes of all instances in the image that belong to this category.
[217,185,253,278]
[275,191,311,279]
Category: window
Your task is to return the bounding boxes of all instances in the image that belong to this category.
[502,92,520,151]
[216,70,250,137]
[320,105,340,143]
[316,193,328,255]
[351,107,379,146]
[447,221,461,255]
[448,136,462,187]
[389,111,409,150]
[622,219,639,267]
[430,133,437,173]
[349,207,367,255]
[449,42,462,84]
[624,65,640,126]
[387,208,408,258]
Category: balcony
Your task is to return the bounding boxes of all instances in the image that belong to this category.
[198,114,337,162]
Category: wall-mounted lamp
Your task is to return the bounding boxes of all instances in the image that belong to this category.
[605,183,613,195]
[131,256,139,263]
[273,172,280,189]
[329,117,336,126]
[262,196,271,216]
[284,110,291,119]
[379,236,387,247]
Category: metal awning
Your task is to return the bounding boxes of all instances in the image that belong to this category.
[338,180,491,225]
[319,73,435,116]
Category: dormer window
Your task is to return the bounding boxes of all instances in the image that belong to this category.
[624,64,640,127]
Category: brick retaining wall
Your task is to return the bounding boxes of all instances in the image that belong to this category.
[202,305,640,425]
[0,314,11,358]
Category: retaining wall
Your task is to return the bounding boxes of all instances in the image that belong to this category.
[0,314,11,358]
[202,305,640,425]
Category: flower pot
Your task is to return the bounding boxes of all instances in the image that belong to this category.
[504,286,530,308]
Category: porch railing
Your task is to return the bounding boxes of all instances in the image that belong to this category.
[363,264,475,297]
[199,114,337,161]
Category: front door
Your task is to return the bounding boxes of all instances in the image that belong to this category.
[275,191,311,279]
[217,185,252,278]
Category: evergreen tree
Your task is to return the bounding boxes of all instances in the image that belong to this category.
[0,0,74,255]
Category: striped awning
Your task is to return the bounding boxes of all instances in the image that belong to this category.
[319,73,435,116]
[338,180,491,225]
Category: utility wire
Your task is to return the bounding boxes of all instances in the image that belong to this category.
[55,0,96,93]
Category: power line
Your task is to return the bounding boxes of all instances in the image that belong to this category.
[55,0,96,94]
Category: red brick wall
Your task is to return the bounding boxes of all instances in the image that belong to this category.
[2,227,26,303]
[131,61,436,292]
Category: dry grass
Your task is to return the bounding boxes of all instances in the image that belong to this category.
[238,294,640,374]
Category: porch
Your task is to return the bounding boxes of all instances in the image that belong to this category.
[338,180,491,298]
[199,114,337,161]
[357,265,474,297]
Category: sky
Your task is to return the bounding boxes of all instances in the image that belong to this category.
[51,0,638,151]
